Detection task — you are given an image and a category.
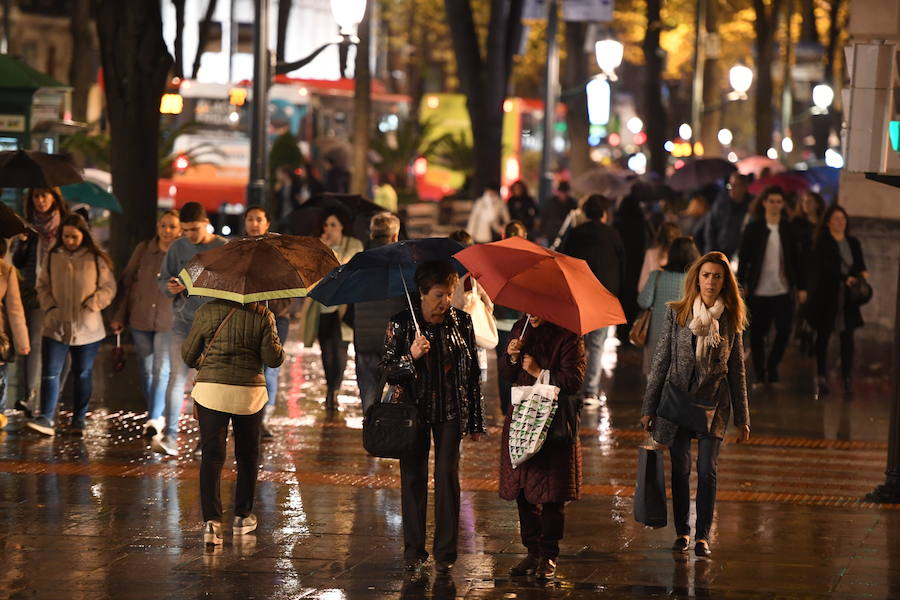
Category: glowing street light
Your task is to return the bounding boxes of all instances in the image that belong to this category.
[595,39,624,80]
[812,84,834,112]
[331,0,367,37]
[729,64,754,97]
[718,128,733,146]
[626,116,644,134]
[679,123,693,140]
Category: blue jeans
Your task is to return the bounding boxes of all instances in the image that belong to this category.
[581,326,610,396]
[39,337,101,425]
[670,427,722,541]
[164,327,190,437]
[264,316,290,407]
[131,329,172,420]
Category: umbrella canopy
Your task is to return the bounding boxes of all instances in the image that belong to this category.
[0,150,84,188]
[453,237,626,335]
[60,182,123,212]
[179,234,340,304]
[0,202,30,238]
[748,173,810,195]
[571,168,631,198]
[794,166,840,202]
[668,158,736,192]
[736,155,786,178]
[282,193,400,242]
[309,238,467,306]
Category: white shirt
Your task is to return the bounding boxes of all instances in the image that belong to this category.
[755,222,788,296]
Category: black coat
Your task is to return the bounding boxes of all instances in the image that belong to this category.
[737,218,805,296]
[806,233,867,331]
[559,221,625,297]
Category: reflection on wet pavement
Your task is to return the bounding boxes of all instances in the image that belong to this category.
[1,330,899,598]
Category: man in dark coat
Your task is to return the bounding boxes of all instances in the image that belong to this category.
[353,213,406,413]
[737,186,806,386]
[704,172,752,258]
[559,194,624,401]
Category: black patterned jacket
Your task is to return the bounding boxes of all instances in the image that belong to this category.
[380,306,485,436]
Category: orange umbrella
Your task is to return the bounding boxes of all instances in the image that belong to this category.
[453,237,626,335]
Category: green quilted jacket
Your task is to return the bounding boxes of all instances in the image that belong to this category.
[182,299,284,386]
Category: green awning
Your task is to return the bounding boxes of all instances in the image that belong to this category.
[0,54,67,90]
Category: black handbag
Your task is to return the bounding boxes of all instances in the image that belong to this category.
[634,445,667,528]
[363,392,424,459]
[546,393,581,445]
[846,277,873,307]
[657,381,714,434]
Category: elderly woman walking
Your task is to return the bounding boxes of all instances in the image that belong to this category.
[499,314,586,579]
[640,251,750,559]
[381,260,484,575]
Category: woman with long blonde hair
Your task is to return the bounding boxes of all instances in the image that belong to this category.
[640,252,750,559]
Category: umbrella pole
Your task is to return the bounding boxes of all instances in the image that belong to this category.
[400,267,421,337]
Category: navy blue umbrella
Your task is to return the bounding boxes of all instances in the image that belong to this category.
[308,238,467,307]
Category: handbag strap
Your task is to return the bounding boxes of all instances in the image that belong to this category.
[196,307,238,372]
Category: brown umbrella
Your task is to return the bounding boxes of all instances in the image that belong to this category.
[0,150,84,188]
[179,233,340,304]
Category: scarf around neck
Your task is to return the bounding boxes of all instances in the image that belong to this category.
[689,296,724,361]
[31,209,61,243]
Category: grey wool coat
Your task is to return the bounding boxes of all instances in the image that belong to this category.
[641,306,750,447]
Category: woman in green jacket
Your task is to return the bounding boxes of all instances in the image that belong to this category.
[182,299,284,545]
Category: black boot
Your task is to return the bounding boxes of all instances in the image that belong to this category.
[324,390,338,412]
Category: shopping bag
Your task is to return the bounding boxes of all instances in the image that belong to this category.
[463,280,499,350]
[507,370,560,468]
[634,445,667,528]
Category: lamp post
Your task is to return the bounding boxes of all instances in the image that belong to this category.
[275,0,366,77]
[812,83,834,160]
[247,0,271,208]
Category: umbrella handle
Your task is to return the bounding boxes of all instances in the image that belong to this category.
[399,266,421,337]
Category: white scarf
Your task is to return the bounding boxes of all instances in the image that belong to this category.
[689,296,724,361]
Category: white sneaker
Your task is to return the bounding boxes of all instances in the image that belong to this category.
[233,513,258,535]
[203,520,223,545]
[143,417,165,438]
[151,434,179,456]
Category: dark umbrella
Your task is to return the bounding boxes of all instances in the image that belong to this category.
[309,238,467,307]
[0,203,30,238]
[179,233,340,304]
[667,158,736,192]
[0,150,84,188]
[282,193,401,242]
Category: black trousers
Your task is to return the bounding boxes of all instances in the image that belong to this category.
[516,491,566,559]
[318,312,349,393]
[815,327,855,379]
[669,427,721,542]
[399,419,461,563]
[747,294,793,382]
[496,329,513,416]
[197,403,264,522]
[355,351,384,414]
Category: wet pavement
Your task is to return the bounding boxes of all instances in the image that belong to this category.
[1,327,899,599]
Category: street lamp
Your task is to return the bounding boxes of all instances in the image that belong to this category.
[594,38,624,80]
[812,84,834,113]
[717,128,733,146]
[729,64,753,99]
[331,0,367,38]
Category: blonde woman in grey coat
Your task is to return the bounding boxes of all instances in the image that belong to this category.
[640,251,750,559]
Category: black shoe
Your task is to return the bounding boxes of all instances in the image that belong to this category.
[14,400,32,419]
[535,557,557,579]
[70,419,85,437]
[671,536,690,552]
[509,554,539,576]
[694,540,711,559]
[434,561,454,574]
[324,390,338,412]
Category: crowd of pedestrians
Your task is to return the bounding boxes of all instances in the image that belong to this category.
[0,170,872,578]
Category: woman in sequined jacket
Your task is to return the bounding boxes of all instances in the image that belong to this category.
[381,260,485,575]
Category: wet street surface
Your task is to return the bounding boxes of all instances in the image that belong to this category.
[1,328,899,599]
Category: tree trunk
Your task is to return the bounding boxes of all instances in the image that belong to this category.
[563,20,591,178]
[191,0,219,80]
[644,0,668,177]
[445,0,523,196]
[172,0,186,79]
[351,1,371,195]
[825,0,844,88]
[700,0,722,157]
[96,1,173,274]
[753,0,783,156]
[276,0,291,63]
[69,0,94,123]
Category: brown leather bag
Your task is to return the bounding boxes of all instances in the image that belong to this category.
[629,309,651,347]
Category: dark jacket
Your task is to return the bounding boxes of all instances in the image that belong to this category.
[507,193,539,232]
[705,192,750,257]
[498,318,586,504]
[806,233,867,331]
[737,218,805,296]
[641,307,749,447]
[381,306,485,436]
[182,299,284,387]
[11,230,43,310]
[559,220,625,297]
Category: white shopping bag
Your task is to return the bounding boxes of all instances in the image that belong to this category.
[508,370,560,468]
